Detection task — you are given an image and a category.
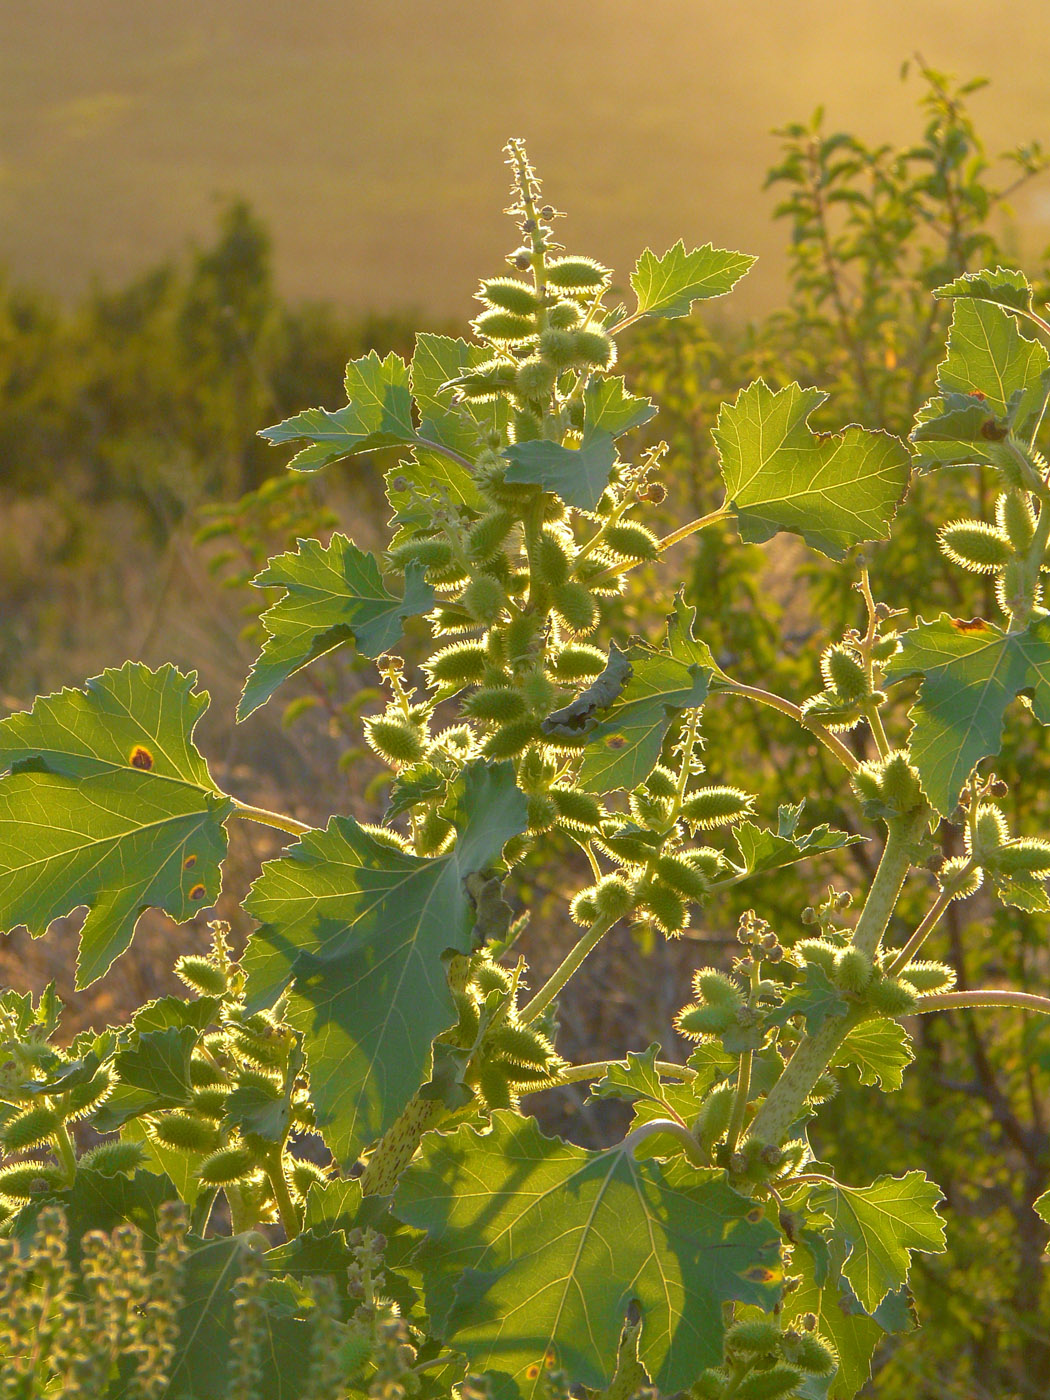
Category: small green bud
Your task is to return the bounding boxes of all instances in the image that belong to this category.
[570,890,599,925]
[602,523,659,561]
[437,634,491,685]
[795,939,839,975]
[571,328,616,369]
[879,752,925,815]
[515,357,558,402]
[834,947,873,994]
[821,644,868,700]
[479,278,539,316]
[552,580,599,633]
[783,1332,836,1377]
[474,308,536,344]
[939,519,1014,573]
[591,875,634,922]
[870,630,900,662]
[545,256,610,292]
[364,714,426,766]
[681,785,755,829]
[968,802,1009,861]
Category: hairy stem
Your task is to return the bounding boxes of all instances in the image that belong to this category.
[749,817,918,1146]
[551,1059,696,1087]
[619,1117,707,1168]
[53,1121,77,1186]
[886,887,956,976]
[359,1094,446,1196]
[230,799,312,837]
[722,680,860,772]
[264,1154,302,1239]
[725,1046,753,1158]
[595,507,731,582]
[520,915,617,1025]
[916,989,1050,1015]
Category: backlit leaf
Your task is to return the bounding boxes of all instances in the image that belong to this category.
[630,241,756,321]
[503,431,617,511]
[832,1019,914,1092]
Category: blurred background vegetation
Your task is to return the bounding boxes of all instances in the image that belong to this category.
[3,32,1050,1400]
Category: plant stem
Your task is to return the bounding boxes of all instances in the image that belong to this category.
[619,1117,707,1168]
[725,1046,753,1158]
[520,915,617,1025]
[916,989,1050,1015]
[748,817,918,1147]
[265,1154,302,1239]
[721,680,860,772]
[886,887,956,975]
[359,1094,447,1196]
[551,1059,697,1087]
[53,1121,77,1186]
[595,507,731,582]
[230,798,312,837]
[227,1183,254,1235]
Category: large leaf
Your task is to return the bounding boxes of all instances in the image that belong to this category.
[910,298,1050,472]
[810,1172,946,1313]
[0,663,231,987]
[503,431,617,511]
[714,381,910,559]
[577,650,709,794]
[243,763,527,1163]
[885,613,1050,815]
[630,241,756,320]
[259,350,416,471]
[934,265,1033,315]
[239,535,435,719]
[396,1113,782,1400]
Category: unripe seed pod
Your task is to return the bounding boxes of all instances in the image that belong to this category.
[600,828,660,864]
[387,536,453,570]
[866,975,918,1017]
[800,691,865,732]
[834,947,873,994]
[488,1023,555,1068]
[464,687,526,723]
[549,643,607,680]
[692,1372,726,1400]
[552,581,599,633]
[526,792,558,832]
[998,490,1037,552]
[725,1319,782,1356]
[1,1103,62,1152]
[291,1160,329,1198]
[431,603,479,635]
[474,309,536,344]
[452,989,481,1044]
[478,1062,516,1112]
[175,955,228,997]
[939,520,1013,573]
[899,960,955,994]
[571,329,616,370]
[693,968,745,1008]
[602,523,659,561]
[515,357,558,402]
[821,644,868,701]
[736,1366,805,1400]
[506,1061,559,1086]
[65,1064,115,1119]
[482,718,538,759]
[365,715,426,766]
[795,939,839,975]
[679,847,725,878]
[694,1081,735,1151]
[548,788,601,831]
[534,530,573,587]
[785,1332,836,1377]
[643,765,677,798]
[190,1056,227,1088]
[870,631,900,662]
[479,278,540,316]
[548,300,582,330]
[880,752,924,814]
[654,854,710,901]
[537,327,579,369]
[460,573,508,624]
[512,407,544,442]
[681,786,755,829]
[428,641,490,686]
[78,1140,149,1177]
[520,670,557,712]
[468,509,516,563]
[0,1163,65,1199]
[415,809,454,855]
[472,960,515,995]
[505,612,544,665]
[851,761,883,805]
[570,890,599,925]
[152,1111,220,1155]
[486,627,508,667]
[592,875,634,922]
[994,838,1050,874]
[453,367,518,403]
[198,1145,255,1186]
[678,1001,736,1037]
[546,256,609,292]
[968,802,1009,860]
[193,1086,232,1119]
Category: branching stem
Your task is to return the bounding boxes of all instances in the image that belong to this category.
[721,680,860,772]
[916,989,1050,1015]
[230,799,311,837]
[886,887,956,976]
[520,915,617,1025]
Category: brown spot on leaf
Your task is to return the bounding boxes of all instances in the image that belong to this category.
[129,745,154,770]
[189,883,206,901]
[969,389,987,400]
[952,617,988,633]
[526,1365,541,1381]
[746,1206,764,1224]
[745,1265,779,1283]
[183,854,197,870]
[605,735,628,750]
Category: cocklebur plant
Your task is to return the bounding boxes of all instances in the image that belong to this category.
[1,142,1050,1400]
